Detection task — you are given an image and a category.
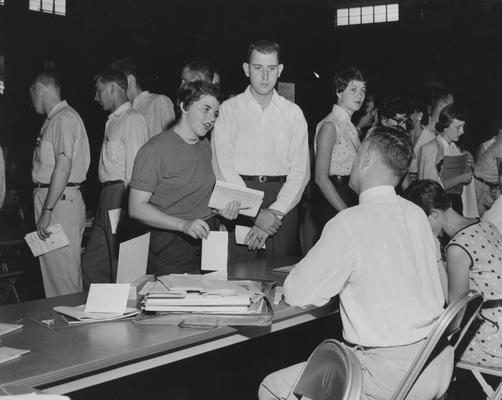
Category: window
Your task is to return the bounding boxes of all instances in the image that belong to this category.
[336,3,399,26]
[29,0,66,16]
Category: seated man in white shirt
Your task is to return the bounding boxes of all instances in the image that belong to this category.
[259,126,453,400]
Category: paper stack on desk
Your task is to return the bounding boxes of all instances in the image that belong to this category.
[142,274,254,313]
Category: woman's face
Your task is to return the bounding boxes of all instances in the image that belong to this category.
[443,118,465,143]
[337,80,366,114]
[184,94,220,138]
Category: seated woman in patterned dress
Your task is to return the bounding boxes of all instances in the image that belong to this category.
[406,179,502,367]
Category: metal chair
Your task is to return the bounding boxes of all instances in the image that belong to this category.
[391,291,484,400]
[0,239,24,304]
[293,339,363,400]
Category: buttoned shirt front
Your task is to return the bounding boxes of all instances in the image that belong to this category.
[284,185,445,347]
[98,102,148,185]
[32,100,90,184]
[213,86,310,214]
[132,91,175,139]
[314,104,360,176]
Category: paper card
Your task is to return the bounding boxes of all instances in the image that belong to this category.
[201,231,228,272]
[116,233,150,283]
[235,225,266,249]
[24,224,70,257]
[108,208,122,234]
[84,284,130,314]
[272,265,294,274]
[0,347,30,364]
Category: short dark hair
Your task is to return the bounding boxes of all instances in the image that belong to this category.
[94,69,128,92]
[110,57,143,87]
[365,126,412,178]
[182,61,215,83]
[332,67,365,97]
[247,40,281,63]
[435,104,465,133]
[404,179,451,216]
[380,97,411,119]
[175,81,220,121]
[31,71,61,91]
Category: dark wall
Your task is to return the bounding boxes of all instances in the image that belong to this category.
[1,0,502,212]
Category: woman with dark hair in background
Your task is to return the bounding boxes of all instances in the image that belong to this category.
[313,67,366,231]
[406,179,502,368]
[128,81,239,276]
[417,104,478,217]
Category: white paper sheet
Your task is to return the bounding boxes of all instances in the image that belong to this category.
[24,224,70,257]
[84,283,130,314]
[235,225,266,248]
[202,231,228,272]
[108,208,122,234]
[116,232,150,283]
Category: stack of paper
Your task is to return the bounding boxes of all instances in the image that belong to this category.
[208,180,264,217]
[53,305,139,325]
[142,275,253,313]
[24,224,70,257]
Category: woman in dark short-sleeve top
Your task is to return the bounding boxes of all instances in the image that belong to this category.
[129,81,239,276]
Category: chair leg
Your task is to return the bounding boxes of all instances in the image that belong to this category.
[492,380,502,400]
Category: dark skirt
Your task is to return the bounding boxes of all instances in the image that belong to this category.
[147,216,219,277]
[314,175,358,230]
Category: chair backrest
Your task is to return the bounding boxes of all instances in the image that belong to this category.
[293,339,362,400]
[390,291,484,400]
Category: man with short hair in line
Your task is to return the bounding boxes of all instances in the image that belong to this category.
[259,126,453,400]
[212,40,309,261]
[111,58,175,139]
[180,61,215,86]
[81,69,148,289]
[30,72,90,297]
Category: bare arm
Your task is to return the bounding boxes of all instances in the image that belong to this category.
[445,244,471,304]
[315,122,348,211]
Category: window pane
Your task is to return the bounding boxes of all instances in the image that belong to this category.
[361,6,373,24]
[387,3,399,21]
[29,0,41,11]
[41,0,53,13]
[374,5,386,23]
[54,0,66,15]
[337,8,349,26]
[349,7,361,25]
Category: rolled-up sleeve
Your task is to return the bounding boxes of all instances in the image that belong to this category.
[284,216,354,307]
[51,113,78,160]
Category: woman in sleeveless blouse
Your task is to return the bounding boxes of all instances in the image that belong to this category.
[313,68,366,230]
[406,179,502,368]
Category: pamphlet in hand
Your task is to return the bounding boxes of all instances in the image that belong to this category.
[439,154,470,195]
[208,180,264,217]
[24,224,70,257]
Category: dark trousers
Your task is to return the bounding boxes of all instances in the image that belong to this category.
[225,181,300,263]
[147,216,219,277]
[81,182,125,289]
[313,175,358,231]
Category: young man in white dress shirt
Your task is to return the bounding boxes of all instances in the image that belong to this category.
[212,40,309,261]
[81,69,148,288]
[111,58,175,139]
[259,126,453,400]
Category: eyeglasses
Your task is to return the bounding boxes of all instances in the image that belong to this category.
[389,115,409,125]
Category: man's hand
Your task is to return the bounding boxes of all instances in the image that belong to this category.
[244,226,268,251]
[36,210,52,240]
[182,219,210,239]
[255,209,282,236]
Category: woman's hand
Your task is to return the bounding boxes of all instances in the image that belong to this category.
[182,219,210,239]
[457,170,473,185]
[216,200,244,220]
[244,226,268,250]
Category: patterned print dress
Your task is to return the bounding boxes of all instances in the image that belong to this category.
[448,219,502,367]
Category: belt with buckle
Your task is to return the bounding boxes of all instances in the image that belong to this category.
[474,176,498,190]
[34,182,81,189]
[102,180,123,187]
[240,175,287,183]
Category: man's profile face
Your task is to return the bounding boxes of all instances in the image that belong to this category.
[30,83,44,115]
[94,80,113,111]
[244,50,283,97]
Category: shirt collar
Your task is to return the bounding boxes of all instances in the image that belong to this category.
[332,104,351,122]
[133,91,150,107]
[359,185,396,204]
[244,85,279,109]
[109,101,131,119]
[47,100,68,120]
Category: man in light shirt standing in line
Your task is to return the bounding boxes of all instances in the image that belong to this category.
[259,126,453,400]
[111,58,175,139]
[81,69,148,289]
[30,72,90,297]
[213,40,309,261]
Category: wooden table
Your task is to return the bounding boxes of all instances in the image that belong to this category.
[0,258,339,396]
